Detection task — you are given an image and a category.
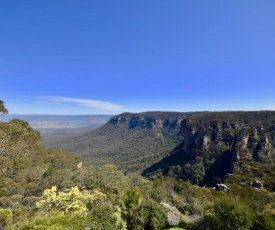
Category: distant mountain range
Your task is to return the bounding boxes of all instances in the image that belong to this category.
[1,114,114,147]
[2,114,112,132]
[2,114,113,127]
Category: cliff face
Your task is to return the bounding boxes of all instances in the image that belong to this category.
[109,112,189,129]
[181,112,275,169]
[144,111,275,186]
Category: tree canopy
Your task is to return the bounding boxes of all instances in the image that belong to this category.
[0,100,8,115]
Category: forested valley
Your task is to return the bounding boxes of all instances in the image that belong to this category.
[1,100,275,229]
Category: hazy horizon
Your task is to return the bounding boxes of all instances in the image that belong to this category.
[5,109,275,117]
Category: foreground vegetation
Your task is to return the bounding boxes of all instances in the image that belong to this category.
[1,101,275,229]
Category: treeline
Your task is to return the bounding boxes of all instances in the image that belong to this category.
[185,111,275,127]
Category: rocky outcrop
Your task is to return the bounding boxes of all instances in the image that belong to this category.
[252,179,264,189]
[160,202,181,226]
[215,183,230,192]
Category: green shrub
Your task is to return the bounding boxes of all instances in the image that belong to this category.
[213,196,252,230]
[7,211,86,230]
[251,213,275,230]
[129,200,167,230]
[86,203,126,230]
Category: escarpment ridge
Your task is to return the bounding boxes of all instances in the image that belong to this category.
[144,111,275,189]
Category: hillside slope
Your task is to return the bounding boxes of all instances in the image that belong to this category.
[0,118,81,198]
[50,112,198,172]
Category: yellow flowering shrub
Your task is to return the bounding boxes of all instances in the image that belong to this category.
[36,186,107,214]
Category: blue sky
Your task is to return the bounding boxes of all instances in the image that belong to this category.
[1,1,275,115]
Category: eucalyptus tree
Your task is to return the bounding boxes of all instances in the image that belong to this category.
[0,100,8,115]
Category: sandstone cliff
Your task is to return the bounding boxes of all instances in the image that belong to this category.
[144,111,275,187]
[182,112,275,170]
[109,111,188,129]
